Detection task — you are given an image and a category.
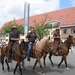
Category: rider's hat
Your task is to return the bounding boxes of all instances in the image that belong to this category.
[12,26,17,30]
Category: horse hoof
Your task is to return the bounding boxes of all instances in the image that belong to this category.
[67,67,70,71]
[7,69,10,72]
[33,70,36,73]
[44,65,46,67]
[22,67,26,70]
[52,64,54,67]
[2,70,6,73]
[13,73,17,75]
[42,73,45,75]
[52,65,54,67]
[57,65,59,68]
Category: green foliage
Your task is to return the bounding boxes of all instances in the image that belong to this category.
[33,14,52,40]
[34,25,50,40]
[2,21,24,34]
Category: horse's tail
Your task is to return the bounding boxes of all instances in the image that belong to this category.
[0,45,7,62]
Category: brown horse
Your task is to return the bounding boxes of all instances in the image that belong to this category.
[1,40,28,75]
[22,36,53,75]
[43,35,75,71]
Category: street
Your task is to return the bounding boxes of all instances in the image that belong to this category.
[0,48,75,75]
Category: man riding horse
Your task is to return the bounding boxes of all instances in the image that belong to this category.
[53,28,60,55]
[7,25,20,62]
[26,27,39,61]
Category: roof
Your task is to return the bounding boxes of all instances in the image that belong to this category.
[29,6,75,26]
[1,6,75,29]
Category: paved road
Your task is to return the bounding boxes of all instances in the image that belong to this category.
[0,48,75,75]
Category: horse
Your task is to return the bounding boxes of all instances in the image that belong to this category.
[21,36,53,75]
[1,40,28,75]
[43,35,75,71]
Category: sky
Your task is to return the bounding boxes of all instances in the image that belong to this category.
[0,0,75,27]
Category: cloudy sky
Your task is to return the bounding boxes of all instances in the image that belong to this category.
[0,0,75,27]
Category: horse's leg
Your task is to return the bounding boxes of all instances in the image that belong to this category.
[58,57,63,68]
[33,60,37,72]
[48,52,54,67]
[63,55,70,71]
[5,59,10,72]
[14,61,22,75]
[37,58,45,75]
[21,60,25,70]
[13,63,18,75]
[19,62,22,75]
[1,56,5,72]
[43,53,47,67]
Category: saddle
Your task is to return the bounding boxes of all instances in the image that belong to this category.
[12,41,19,51]
[55,43,68,56]
[6,41,19,62]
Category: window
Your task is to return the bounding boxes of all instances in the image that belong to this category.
[48,17,52,21]
[6,39,8,41]
[6,34,8,37]
[63,21,67,25]
[63,29,68,34]
[66,14,69,18]
[46,23,52,28]
[71,28,75,33]
[74,20,75,24]
[53,23,59,28]
[59,16,63,19]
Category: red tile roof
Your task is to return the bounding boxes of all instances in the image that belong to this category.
[29,6,75,26]
[2,6,75,29]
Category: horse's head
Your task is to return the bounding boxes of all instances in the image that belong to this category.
[68,35,75,45]
[20,40,28,58]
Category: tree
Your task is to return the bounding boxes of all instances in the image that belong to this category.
[2,21,24,34]
[33,14,52,40]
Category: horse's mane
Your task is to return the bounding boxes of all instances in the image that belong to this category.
[36,36,49,50]
[20,40,28,47]
[64,35,72,43]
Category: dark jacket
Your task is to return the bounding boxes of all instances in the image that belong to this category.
[9,31,19,43]
[26,32,37,43]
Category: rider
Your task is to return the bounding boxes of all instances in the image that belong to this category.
[26,27,38,61]
[7,25,20,62]
[53,28,60,44]
[53,28,60,55]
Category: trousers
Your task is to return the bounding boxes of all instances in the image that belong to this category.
[27,43,34,57]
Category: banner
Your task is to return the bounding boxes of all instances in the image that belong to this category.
[24,2,30,33]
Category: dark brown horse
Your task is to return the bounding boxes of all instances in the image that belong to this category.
[43,35,75,71]
[1,40,28,75]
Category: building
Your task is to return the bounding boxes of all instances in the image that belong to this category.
[0,6,75,42]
